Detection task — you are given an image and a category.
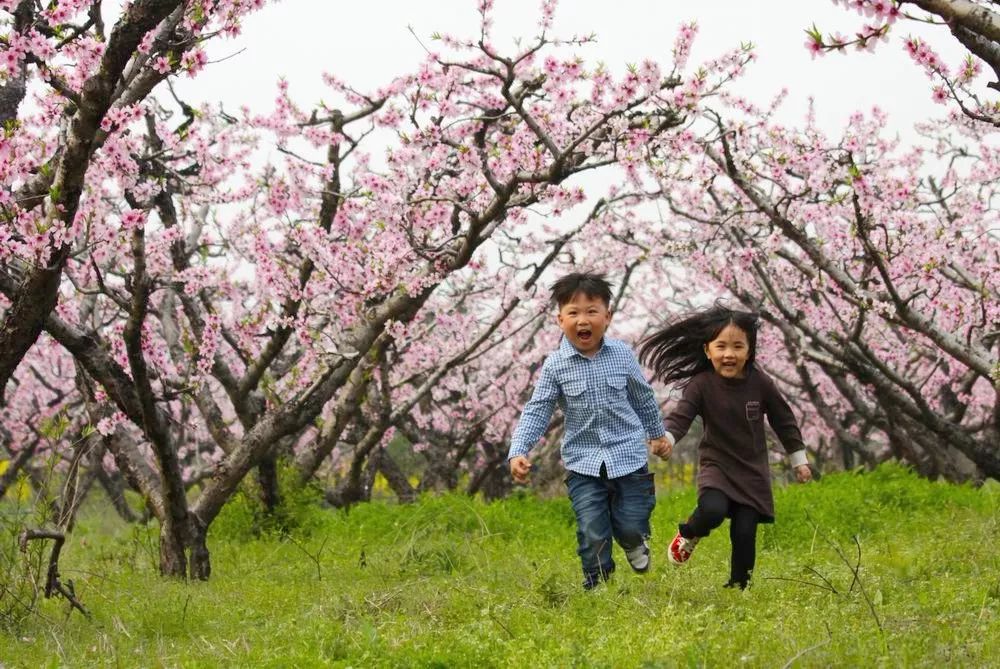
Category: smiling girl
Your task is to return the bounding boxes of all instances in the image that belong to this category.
[639,306,812,590]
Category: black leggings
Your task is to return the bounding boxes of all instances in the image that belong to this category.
[679,488,760,587]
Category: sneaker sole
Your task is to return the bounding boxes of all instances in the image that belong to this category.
[667,552,688,566]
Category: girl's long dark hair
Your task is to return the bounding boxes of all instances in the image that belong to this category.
[638,305,760,385]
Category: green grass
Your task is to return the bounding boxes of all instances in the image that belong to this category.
[2,463,999,667]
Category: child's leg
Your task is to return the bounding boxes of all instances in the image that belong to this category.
[727,503,761,588]
[609,464,656,551]
[680,488,729,539]
[565,470,615,587]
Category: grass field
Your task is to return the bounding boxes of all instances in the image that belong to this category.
[2,463,999,667]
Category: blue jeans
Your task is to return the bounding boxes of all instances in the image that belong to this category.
[565,463,656,583]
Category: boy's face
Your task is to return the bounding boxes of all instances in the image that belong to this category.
[557,291,611,357]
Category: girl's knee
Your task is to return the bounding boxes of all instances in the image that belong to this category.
[698,500,728,527]
[698,489,729,521]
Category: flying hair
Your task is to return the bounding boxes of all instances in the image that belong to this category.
[638,304,760,385]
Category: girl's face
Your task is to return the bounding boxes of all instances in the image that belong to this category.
[704,323,750,379]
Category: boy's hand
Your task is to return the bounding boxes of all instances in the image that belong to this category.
[648,436,672,459]
[510,456,532,484]
[795,464,812,483]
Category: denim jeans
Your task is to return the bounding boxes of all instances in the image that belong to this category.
[565,463,656,583]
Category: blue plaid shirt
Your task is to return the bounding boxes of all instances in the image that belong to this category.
[508,336,665,478]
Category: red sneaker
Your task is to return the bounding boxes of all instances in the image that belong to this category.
[667,532,699,565]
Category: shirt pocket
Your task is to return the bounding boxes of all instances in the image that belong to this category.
[563,379,588,410]
[745,400,765,450]
[604,373,629,405]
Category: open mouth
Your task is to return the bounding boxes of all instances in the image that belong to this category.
[577,329,593,343]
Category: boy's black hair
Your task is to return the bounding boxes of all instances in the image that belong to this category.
[550,272,614,308]
[638,304,760,385]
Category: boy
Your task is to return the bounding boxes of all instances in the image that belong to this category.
[508,272,671,589]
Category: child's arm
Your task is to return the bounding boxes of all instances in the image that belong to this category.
[762,374,813,482]
[507,360,560,483]
[662,376,703,451]
[624,350,666,440]
[645,377,703,459]
[624,351,672,457]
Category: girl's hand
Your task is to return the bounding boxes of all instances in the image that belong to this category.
[795,464,812,483]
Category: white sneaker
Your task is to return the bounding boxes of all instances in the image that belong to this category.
[625,540,650,573]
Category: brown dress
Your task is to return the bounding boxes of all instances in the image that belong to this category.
[665,368,806,522]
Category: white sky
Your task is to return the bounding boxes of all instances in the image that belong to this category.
[175,0,969,140]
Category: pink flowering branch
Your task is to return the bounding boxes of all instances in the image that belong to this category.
[2,3,747,575]
[812,0,1000,125]
[650,103,999,479]
[0,0,259,406]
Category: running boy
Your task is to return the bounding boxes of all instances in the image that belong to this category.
[508,272,671,590]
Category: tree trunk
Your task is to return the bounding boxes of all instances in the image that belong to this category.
[188,514,211,580]
[418,453,459,493]
[257,455,280,515]
[377,450,417,503]
[325,480,364,508]
[360,448,380,503]
[467,456,511,501]
[158,519,188,578]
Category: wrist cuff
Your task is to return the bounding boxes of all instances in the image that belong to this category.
[789,450,808,468]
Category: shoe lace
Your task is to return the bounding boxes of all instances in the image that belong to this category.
[679,537,698,555]
[626,542,648,562]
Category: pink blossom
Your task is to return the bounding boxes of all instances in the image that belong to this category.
[152,56,172,74]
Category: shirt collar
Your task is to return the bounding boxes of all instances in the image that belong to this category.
[558,335,607,359]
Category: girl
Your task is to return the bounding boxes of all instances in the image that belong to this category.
[639,306,811,589]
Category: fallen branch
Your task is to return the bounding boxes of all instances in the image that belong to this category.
[17,528,90,618]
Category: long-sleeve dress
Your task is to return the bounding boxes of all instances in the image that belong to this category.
[665,368,806,521]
